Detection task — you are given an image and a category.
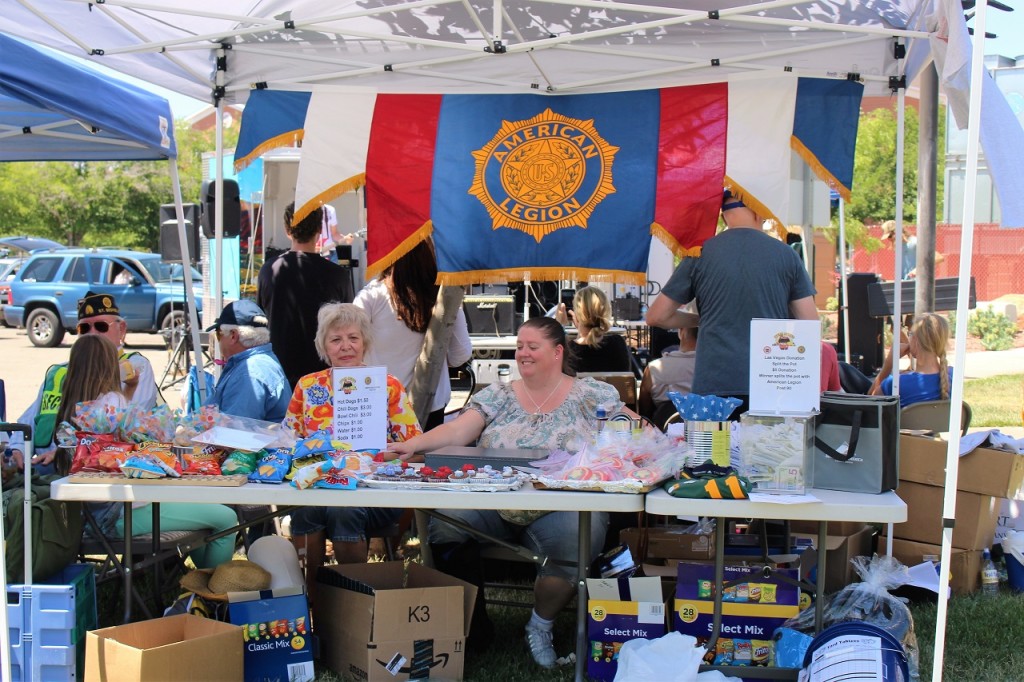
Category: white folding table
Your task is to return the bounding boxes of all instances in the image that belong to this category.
[52,478,644,682]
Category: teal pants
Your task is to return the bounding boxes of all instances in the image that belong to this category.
[116,502,238,569]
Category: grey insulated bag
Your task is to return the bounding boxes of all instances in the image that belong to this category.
[812,392,900,494]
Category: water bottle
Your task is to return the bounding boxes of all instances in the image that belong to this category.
[595,404,608,443]
[981,548,999,595]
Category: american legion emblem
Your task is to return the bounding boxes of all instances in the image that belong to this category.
[469,108,618,242]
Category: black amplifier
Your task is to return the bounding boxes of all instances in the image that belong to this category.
[463,295,517,336]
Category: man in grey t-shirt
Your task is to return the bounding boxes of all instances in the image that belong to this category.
[646,190,817,411]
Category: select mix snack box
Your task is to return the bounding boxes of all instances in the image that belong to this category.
[673,562,800,666]
[586,576,668,681]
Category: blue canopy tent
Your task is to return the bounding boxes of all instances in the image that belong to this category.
[0,36,205,670]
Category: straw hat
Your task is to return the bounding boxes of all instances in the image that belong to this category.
[180,560,271,601]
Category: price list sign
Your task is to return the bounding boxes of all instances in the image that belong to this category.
[331,366,388,451]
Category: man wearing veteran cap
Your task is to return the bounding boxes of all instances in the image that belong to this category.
[205,300,290,422]
[11,292,159,467]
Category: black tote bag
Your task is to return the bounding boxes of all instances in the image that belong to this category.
[811,392,900,493]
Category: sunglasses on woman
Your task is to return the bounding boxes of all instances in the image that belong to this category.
[77,320,112,334]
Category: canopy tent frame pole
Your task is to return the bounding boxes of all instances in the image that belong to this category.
[838,198,851,364]
[168,159,206,397]
[933,0,987,674]
[214,52,226,342]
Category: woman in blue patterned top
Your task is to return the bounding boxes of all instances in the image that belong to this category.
[390,316,624,669]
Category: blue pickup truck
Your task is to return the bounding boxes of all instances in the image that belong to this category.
[4,248,202,347]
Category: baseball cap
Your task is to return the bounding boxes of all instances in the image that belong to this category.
[722,188,746,212]
[206,300,269,331]
[78,291,120,320]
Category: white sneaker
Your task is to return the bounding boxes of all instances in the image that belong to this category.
[524,623,557,669]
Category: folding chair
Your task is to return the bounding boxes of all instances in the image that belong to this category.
[900,399,972,437]
[577,371,638,412]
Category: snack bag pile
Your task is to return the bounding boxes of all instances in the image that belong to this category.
[531,427,689,486]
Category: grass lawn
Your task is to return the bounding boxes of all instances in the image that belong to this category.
[963,374,1022,427]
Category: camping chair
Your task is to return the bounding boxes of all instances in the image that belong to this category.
[578,371,638,412]
[900,399,972,437]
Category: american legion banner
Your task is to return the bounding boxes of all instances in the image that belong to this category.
[290,85,728,284]
[236,76,864,283]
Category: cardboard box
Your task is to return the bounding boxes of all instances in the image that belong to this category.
[995,498,1024,545]
[788,520,868,537]
[620,527,715,561]
[894,481,1000,550]
[790,526,875,593]
[85,613,243,682]
[673,562,800,657]
[315,562,475,682]
[228,587,314,682]
[881,536,983,594]
[899,434,1024,499]
[586,577,668,681]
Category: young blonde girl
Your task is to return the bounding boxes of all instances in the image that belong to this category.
[870,313,951,407]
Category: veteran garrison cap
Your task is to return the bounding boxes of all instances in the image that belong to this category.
[78,291,120,320]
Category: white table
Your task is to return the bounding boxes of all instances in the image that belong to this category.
[52,478,643,682]
[645,488,907,679]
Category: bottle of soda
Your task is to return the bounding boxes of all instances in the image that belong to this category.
[981,548,999,595]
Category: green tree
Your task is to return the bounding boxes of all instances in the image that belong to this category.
[0,117,239,251]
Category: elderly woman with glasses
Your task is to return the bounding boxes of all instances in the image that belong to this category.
[284,303,422,605]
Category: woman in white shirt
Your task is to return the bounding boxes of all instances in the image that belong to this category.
[354,238,472,430]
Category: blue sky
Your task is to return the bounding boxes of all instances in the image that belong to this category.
[104,6,1024,120]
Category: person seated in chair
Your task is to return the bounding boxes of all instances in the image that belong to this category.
[639,324,697,427]
[205,300,290,422]
[555,286,632,373]
[389,317,630,669]
[869,313,952,408]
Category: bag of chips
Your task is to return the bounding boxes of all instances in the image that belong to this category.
[249,449,292,484]
[70,432,136,473]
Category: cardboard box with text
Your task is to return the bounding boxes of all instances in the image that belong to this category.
[620,526,715,562]
[228,586,314,682]
[586,576,668,681]
[315,562,475,682]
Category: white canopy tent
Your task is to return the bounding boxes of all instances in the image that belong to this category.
[3,2,1023,677]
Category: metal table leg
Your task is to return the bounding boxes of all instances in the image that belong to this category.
[122,502,133,623]
[574,510,591,682]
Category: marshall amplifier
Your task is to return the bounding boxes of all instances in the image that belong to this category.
[464,295,517,336]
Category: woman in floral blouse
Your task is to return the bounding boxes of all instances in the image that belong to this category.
[285,303,421,604]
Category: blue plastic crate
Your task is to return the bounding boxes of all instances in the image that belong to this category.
[7,563,97,682]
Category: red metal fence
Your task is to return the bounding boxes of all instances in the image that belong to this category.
[847,223,1024,302]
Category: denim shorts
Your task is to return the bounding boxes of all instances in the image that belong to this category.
[429,509,609,580]
[289,506,402,544]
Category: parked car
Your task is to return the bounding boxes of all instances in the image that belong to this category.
[4,248,202,347]
[0,256,26,326]
[0,235,66,256]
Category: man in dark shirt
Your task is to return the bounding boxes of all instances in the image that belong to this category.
[257,202,354,390]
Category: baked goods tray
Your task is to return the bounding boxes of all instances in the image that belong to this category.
[532,476,658,494]
[361,475,527,493]
[67,472,250,487]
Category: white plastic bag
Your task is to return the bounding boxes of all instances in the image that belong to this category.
[613,632,704,682]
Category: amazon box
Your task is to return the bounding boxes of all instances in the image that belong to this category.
[315,562,475,682]
[85,614,242,682]
[898,434,1024,499]
[586,576,669,681]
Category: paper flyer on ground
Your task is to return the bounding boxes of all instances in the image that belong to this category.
[748,319,821,414]
[332,366,388,451]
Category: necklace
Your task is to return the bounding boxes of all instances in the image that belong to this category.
[520,376,564,414]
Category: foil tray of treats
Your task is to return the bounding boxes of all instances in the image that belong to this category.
[363,462,528,492]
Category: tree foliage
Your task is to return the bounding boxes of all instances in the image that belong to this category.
[0,119,239,252]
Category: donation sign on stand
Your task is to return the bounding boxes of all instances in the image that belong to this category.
[332,366,388,451]
[748,319,821,414]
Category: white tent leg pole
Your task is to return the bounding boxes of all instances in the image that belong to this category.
[933,0,987,676]
[838,198,851,363]
[169,160,205,399]
[215,94,225,328]
[892,81,905,397]
[0,437,10,682]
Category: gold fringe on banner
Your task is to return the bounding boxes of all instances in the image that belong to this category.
[790,136,851,203]
[292,174,367,226]
[723,175,786,236]
[233,130,304,173]
[437,267,646,287]
[364,221,433,281]
[651,222,703,258]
